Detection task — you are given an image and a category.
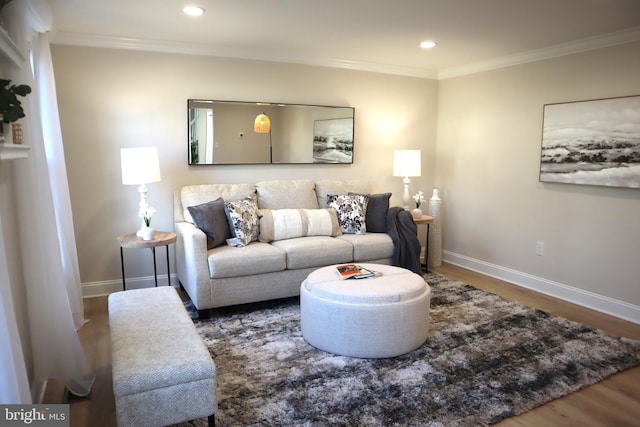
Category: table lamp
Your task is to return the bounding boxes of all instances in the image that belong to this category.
[393,149,422,209]
[121,147,161,237]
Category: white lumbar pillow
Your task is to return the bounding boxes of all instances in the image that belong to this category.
[259,208,342,242]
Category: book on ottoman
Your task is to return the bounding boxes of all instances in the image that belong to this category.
[335,263,379,280]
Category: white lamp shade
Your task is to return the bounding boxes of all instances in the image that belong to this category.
[393,149,422,177]
[121,147,161,185]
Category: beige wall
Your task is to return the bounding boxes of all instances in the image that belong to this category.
[51,42,640,319]
[51,46,439,288]
[436,41,640,308]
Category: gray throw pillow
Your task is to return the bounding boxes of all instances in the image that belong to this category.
[350,192,391,233]
[187,198,231,249]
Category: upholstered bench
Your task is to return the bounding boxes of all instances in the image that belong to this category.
[108,286,217,427]
[300,264,430,358]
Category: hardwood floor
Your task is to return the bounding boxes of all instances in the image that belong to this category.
[42,294,115,427]
[43,263,640,426]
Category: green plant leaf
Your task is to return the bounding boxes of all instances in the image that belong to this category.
[0,79,31,123]
[12,85,31,97]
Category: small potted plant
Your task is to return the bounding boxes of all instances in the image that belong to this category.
[412,191,424,217]
[139,206,157,240]
[0,79,31,143]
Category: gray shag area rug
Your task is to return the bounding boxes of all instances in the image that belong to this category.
[177,273,640,426]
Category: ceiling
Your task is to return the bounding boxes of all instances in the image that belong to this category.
[48,0,640,79]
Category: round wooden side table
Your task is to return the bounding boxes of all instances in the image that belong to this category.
[117,231,177,291]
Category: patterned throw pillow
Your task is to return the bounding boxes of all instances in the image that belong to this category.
[224,196,260,247]
[327,194,369,234]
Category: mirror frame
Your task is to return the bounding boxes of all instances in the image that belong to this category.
[188,99,355,165]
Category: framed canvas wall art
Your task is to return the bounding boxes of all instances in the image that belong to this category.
[312,118,354,164]
[539,95,640,189]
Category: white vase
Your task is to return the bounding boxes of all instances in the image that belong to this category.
[412,208,423,217]
[427,188,442,268]
[141,226,155,241]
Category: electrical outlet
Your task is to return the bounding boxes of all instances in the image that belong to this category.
[536,241,544,256]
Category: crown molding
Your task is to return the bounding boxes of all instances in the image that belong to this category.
[439,26,640,79]
[24,0,53,33]
[51,26,640,81]
[49,31,439,80]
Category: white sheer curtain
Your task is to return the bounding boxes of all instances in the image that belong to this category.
[0,222,31,403]
[3,0,94,398]
[36,33,87,330]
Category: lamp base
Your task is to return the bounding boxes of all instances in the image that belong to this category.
[136,184,149,237]
[402,177,411,209]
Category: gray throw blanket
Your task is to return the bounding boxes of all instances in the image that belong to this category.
[386,207,422,274]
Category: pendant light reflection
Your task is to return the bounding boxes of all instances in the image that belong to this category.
[254,113,271,133]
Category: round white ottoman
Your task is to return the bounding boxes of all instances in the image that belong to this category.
[300,264,430,358]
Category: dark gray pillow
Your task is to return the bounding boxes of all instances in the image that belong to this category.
[187,198,231,249]
[350,192,391,233]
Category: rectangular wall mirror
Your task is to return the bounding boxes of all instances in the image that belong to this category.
[188,99,355,164]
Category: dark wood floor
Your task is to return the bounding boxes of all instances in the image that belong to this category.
[43,263,640,426]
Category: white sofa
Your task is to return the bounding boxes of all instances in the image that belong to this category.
[174,179,418,317]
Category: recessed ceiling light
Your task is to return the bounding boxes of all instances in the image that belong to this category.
[183,6,205,16]
[420,40,437,49]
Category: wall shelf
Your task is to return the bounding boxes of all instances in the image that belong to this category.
[0,143,30,160]
[0,26,25,68]
[0,23,28,160]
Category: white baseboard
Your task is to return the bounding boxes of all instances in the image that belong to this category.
[443,250,640,325]
[82,274,177,298]
[84,257,640,325]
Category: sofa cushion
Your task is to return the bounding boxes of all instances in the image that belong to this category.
[256,180,319,209]
[187,198,231,249]
[224,196,260,247]
[271,236,353,269]
[258,208,342,242]
[336,233,394,261]
[315,180,370,208]
[327,194,369,235]
[207,243,286,279]
[349,192,391,233]
[181,184,256,223]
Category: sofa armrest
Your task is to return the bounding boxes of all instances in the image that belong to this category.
[175,221,211,309]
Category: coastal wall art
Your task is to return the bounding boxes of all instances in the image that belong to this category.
[539,95,640,189]
[312,118,354,163]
